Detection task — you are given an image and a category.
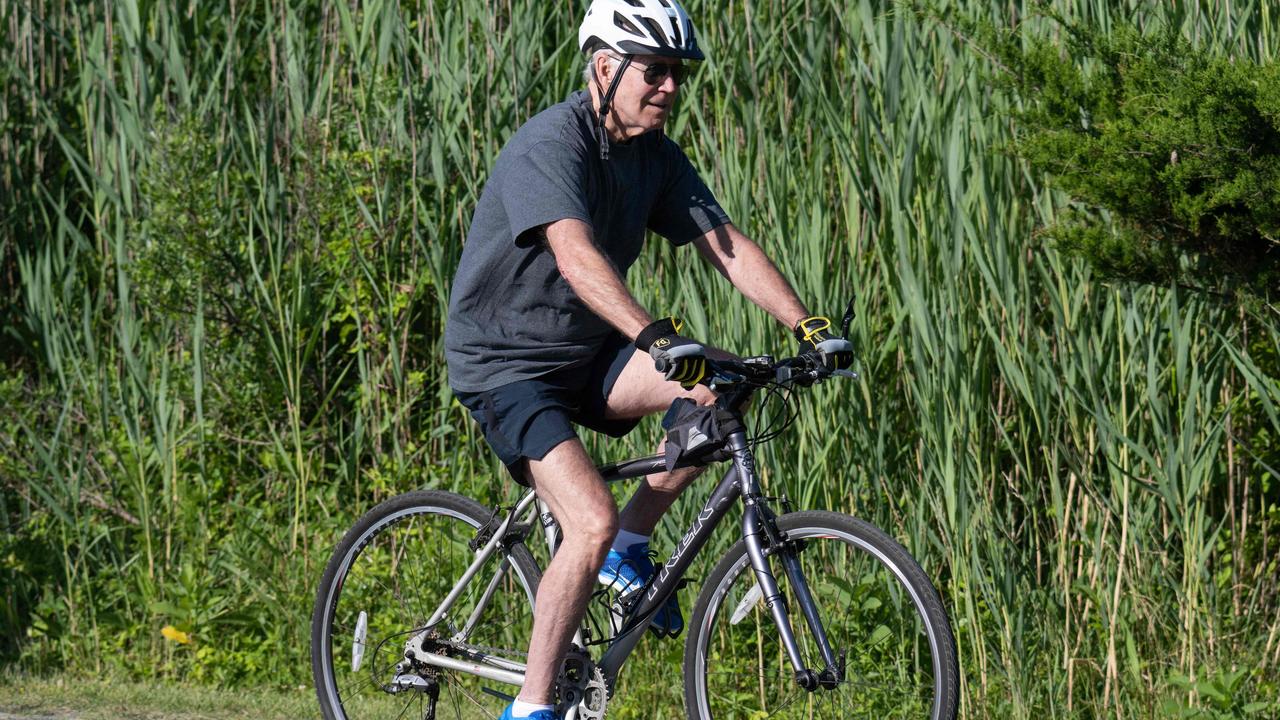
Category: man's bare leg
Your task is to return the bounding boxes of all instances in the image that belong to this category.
[516,438,618,705]
[617,444,702,534]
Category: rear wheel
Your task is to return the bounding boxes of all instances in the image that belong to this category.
[683,511,958,719]
[312,490,541,720]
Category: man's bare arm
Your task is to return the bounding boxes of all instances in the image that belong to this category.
[543,218,654,341]
[692,222,811,328]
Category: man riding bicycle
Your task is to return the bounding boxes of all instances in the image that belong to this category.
[443,2,852,718]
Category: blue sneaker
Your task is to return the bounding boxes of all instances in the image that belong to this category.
[597,542,684,636]
[497,703,559,720]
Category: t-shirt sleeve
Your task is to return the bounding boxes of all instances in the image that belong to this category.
[648,140,732,246]
[501,140,593,247]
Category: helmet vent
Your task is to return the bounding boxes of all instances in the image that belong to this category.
[638,17,670,48]
[612,11,644,37]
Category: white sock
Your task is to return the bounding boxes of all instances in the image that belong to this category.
[612,528,650,553]
[511,699,555,717]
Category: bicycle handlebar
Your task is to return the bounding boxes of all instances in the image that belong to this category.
[702,353,857,392]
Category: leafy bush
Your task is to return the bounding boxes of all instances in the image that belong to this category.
[973,9,1280,298]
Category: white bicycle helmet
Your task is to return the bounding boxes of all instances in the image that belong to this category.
[578,0,704,61]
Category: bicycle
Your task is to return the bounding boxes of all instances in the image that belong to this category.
[311,346,960,720]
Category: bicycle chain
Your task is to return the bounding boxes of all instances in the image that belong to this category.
[420,639,606,718]
[440,638,528,660]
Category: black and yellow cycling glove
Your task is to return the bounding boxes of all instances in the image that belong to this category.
[794,315,854,370]
[636,317,708,389]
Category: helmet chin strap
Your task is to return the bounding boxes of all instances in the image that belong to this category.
[594,54,633,161]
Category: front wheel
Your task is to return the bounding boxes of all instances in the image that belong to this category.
[683,511,959,719]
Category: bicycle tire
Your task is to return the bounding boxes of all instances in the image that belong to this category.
[683,510,959,720]
[312,490,542,720]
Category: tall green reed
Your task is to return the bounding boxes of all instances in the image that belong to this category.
[1,0,1277,716]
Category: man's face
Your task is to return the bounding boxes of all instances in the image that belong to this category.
[601,54,689,140]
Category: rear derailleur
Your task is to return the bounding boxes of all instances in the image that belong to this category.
[381,629,443,717]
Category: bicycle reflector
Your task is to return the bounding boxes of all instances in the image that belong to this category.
[352,610,368,672]
[730,583,764,625]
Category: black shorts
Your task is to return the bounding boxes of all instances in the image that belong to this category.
[454,333,642,485]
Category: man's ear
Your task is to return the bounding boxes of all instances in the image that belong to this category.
[595,54,613,84]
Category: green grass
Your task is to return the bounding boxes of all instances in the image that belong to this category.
[2,0,1279,717]
[0,673,318,720]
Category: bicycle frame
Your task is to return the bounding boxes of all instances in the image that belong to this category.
[410,425,844,698]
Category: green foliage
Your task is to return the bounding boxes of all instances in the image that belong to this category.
[129,114,255,332]
[1164,668,1278,719]
[991,12,1280,297]
[129,101,431,420]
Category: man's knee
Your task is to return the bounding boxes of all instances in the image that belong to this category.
[604,345,731,420]
[527,441,618,546]
[569,500,618,541]
[685,384,716,406]
[562,505,619,565]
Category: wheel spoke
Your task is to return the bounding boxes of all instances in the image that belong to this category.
[313,492,540,720]
[688,515,956,719]
[391,695,415,720]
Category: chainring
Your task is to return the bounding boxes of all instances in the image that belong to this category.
[556,647,609,720]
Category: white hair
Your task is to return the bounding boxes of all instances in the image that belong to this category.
[582,47,623,86]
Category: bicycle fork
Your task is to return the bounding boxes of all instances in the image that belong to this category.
[733,436,845,692]
[742,504,846,690]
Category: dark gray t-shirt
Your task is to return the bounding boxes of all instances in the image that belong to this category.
[445,91,730,392]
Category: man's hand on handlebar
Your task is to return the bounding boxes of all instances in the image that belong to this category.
[793,316,854,371]
[636,317,709,389]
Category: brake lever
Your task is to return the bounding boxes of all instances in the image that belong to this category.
[708,370,746,391]
[805,367,858,385]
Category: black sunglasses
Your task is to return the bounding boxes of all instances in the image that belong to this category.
[631,60,692,86]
